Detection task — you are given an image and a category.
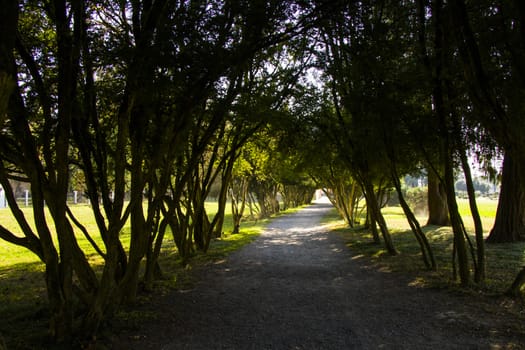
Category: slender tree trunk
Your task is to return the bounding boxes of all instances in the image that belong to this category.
[144,209,166,291]
[458,145,485,283]
[391,167,435,269]
[119,152,148,303]
[231,194,241,234]
[207,157,235,249]
[432,0,470,285]
[444,153,471,285]
[231,177,248,234]
[82,235,121,336]
[191,174,207,251]
[247,191,258,219]
[32,181,71,340]
[362,176,396,255]
[255,185,269,219]
[445,69,486,283]
[367,207,381,244]
[332,179,357,227]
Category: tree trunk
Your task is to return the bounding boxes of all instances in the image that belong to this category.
[362,176,396,255]
[330,178,359,227]
[255,185,269,219]
[444,152,471,285]
[366,201,381,244]
[427,167,450,226]
[458,139,485,283]
[207,157,235,249]
[230,177,248,234]
[486,152,525,243]
[247,191,259,219]
[144,213,167,291]
[191,175,207,251]
[391,166,435,269]
[119,157,148,303]
[506,266,525,297]
[82,237,121,337]
[33,183,72,341]
[432,0,470,285]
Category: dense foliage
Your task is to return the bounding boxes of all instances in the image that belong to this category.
[0,0,524,344]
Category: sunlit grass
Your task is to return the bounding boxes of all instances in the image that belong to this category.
[0,199,303,285]
[0,204,114,266]
[381,198,497,233]
[0,200,280,348]
[329,197,525,295]
[0,201,266,266]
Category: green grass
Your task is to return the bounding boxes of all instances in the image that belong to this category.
[0,204,117,266]
[328,197,525,296]
[2,197,521,347]
[0,201,303,348]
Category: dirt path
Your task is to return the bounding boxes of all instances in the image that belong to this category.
[110,203,524,349]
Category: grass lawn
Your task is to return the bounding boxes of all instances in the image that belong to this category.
[1,197,523,346]
[0,201,285,349]
[328,197,525,295]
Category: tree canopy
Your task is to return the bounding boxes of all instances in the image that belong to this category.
[1,0,524,344]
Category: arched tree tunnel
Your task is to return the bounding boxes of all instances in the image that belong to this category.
[0,0,524,345]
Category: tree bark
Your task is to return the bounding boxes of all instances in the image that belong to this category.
[367,205,381,244]
[230,177,248,234]
[328,174,360,227]
[458,136,485,283]
[433,0,470,285]
[486,152,525,243]
[427,167,450,226]
[506,266,525,297]
[209,156,236,244]
[444,151,471,285]
[391,166,435,270]
[361,176,396,255]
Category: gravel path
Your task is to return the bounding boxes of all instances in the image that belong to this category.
[110,203,525,349]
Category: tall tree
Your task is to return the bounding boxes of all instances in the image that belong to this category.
[486,152,525,243]
[0,1,100,340]
[414,0,481,285]
[0,0,316,342]
[448,0,525,288]
[315,0,402,255]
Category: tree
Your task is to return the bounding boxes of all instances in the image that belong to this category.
[413,0,484,285]
[426,167,450,226]
[0,0,315,342]
[289,82,367,226]
[0,2,99,340]
[448,0,525,289]
[486,152,525,243]
[315,0,402,255]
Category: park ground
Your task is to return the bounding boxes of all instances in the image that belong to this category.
[106,202,525,349]
[1,199,525,348]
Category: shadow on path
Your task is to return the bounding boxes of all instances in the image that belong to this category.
[111,203,525,350]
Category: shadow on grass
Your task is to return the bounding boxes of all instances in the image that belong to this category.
[329,210,525,295]
[0,262,49,350]
[0,212,271,349]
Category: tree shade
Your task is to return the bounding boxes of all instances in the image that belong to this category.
[0,0,524,344]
